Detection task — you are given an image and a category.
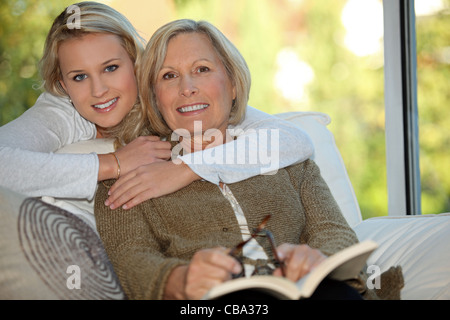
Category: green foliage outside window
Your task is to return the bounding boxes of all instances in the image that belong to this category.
[0,0,75,124]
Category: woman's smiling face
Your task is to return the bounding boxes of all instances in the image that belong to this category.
[154,32,236,142]
[58,33,138,133]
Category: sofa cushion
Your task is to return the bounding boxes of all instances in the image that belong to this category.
[0,185,125,300]
[354,213,450,300]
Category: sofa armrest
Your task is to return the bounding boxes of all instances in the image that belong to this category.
[354,213,450,300]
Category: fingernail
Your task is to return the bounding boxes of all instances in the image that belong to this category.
[104,199,110,206]
[109,204,115,210]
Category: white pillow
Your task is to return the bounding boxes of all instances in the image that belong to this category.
[276,112,362,227]
[354,213,450,300]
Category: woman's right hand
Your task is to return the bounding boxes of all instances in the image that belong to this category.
[98,136,171,181]
[164,247,243,300]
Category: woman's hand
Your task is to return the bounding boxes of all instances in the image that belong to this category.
[114,136,172,175]
[98,136,172,181]
[272,244,327,282]
[104,160,200,210]
[164,247,242,300]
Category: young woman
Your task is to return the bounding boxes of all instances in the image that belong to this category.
[0,2,313,211]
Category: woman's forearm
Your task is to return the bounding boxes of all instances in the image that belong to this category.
[0,146,99,199]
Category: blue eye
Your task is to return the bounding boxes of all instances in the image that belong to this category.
[105,64,118,72]
[73,74,87,81]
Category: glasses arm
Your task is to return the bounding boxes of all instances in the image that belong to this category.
[229,215,271,256]
[260,230,286,277]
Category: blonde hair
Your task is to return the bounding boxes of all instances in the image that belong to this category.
[138,19,251,137]
[39,1,149,145]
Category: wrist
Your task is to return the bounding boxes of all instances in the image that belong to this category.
[98,153,120,181]
[111,152,121,179]
[176,160,201,183]
[163,265,188,300]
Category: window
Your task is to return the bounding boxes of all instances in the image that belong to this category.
[384,0,450,216]
[415,0,450,215]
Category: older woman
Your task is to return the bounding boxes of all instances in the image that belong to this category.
[95,19,401,300]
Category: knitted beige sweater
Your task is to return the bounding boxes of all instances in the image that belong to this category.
[94,159,402,300]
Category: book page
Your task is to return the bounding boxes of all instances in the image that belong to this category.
[295,240,378,298]
[202,275,301,300]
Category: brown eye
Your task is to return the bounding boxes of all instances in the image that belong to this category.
[197,66,210,73]
[163,72,177,80]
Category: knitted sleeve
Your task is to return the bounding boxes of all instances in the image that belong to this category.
[94,181,187,300]
[287,160,359,256]
[285,160,375,296]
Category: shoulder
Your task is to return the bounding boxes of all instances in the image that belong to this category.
[282,159,322,186]
[2,92,75,124]
[285,159,319,175]
[35,92,79,117]
[33,92,96,139]
[37,91,69,104]
[21,92,80,124]
[228,106,273,129]
[242,106,270,121]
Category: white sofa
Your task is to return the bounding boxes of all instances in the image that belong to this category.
[1,111,449,299]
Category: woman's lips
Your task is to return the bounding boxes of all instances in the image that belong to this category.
[92,97,118,113]
[176,103,209,114]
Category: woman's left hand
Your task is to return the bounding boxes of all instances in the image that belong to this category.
[104,160,200,210]
[272,244,327,282]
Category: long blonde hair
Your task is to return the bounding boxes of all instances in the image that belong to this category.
[39,1,149,145]
[138,19,251,137]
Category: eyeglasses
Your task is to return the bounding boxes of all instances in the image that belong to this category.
[229,214,286,278]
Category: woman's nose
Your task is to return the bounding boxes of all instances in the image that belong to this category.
[180,75,198,97]
[91,76,108,98]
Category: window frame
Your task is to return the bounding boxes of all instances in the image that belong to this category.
[383,0,421,216]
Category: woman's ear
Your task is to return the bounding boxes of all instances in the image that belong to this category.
[59,79,68,93]
[59,80,72,103]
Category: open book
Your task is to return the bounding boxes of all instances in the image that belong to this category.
[202,240,378,300]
